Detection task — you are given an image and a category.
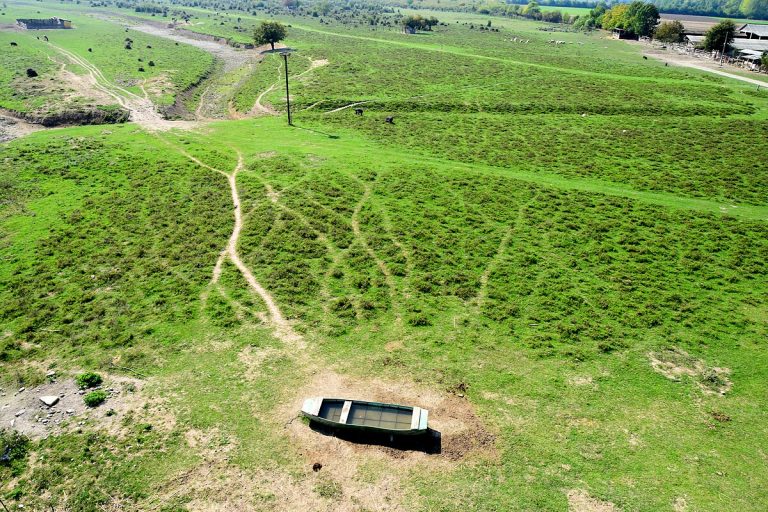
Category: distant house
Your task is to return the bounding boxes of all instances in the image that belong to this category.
[16,17,73,30]
[739,24,768,40]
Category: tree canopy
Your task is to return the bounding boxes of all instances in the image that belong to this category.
[253,21,287,51]
[400,14,439,33]
[595,1,658,36]
[703,19,736,51]
[654,20,686,42]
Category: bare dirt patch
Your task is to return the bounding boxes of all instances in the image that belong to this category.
[142,73,175,99]
[648,347,732,395]
[281,370,497,464]
[238,344,283,380]
[0,372,173,440]
[0,112,42,142]
[567,489,619,512]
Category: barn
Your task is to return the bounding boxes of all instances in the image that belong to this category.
[739,24,768,40]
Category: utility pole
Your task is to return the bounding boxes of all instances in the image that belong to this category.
[719,32,729,67]
[282,51,292,126]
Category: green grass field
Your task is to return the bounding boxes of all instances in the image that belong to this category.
[0,3,213,115]
[1,1,767,510]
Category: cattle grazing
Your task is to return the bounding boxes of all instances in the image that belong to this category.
[26,68,38,78]
[354,108,363,116]
[43,35,48,41]
[385,116,394,124]
[642,55,647,60]
[10,41,18,47]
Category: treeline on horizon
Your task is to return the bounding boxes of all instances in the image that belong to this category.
[509,0,766,19]
[83,0,768,21]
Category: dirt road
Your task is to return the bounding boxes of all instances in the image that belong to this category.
[642,47,768,87]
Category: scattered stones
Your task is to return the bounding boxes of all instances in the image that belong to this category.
[39,395,60,407]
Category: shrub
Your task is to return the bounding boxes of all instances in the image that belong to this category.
[76,372,103,389]
[83,390,108,407]
[0,429,30,477]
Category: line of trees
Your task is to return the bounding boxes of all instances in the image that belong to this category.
[510,0,767,19]
[573,1,659,37]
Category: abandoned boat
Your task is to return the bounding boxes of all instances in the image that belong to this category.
[301,397,429,435]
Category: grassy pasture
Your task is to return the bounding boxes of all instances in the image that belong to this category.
[2,117,767,510]
[1,1,768,510]
[0,3,213,108]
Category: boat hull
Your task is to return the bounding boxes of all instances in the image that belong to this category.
[301,397,429,436]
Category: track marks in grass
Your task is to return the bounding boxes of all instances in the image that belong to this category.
[168,141,302,346]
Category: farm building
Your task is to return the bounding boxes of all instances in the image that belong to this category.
[613,28,638,40]
[685,35,768,53]
[735,49,764,70]
[739,24,768,40]
[16,17,72,30]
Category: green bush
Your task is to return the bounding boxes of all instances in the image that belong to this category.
[83,390,108,407]
[0,429,30,477]
[76,372,103,390]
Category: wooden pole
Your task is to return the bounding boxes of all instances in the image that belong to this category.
[282,52,292,126]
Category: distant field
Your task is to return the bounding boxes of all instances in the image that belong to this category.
[2,1,768,510]
[0,3,214,110]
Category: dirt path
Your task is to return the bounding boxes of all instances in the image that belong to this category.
[252,58,328,116]
[0,111,44,142]
[171,145,303,347]
[325,100,373,114]
[642,49,768,87]
[48,42,197,131]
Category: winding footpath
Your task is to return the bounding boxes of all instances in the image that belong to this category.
[176,147,304,347]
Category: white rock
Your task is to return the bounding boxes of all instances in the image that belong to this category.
[66,409,75,414]
[15,409,26,417]
[40,395,60,407]
[18,387,25,393]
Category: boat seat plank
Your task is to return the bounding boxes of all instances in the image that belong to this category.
[339,400,352,424]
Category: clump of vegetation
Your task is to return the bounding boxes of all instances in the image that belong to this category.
[84,390,108,407]
[653,20,685,43]
[702,19,735,51]
[314,478,342,499]
[0,429,30,477]
[76,372,103,390]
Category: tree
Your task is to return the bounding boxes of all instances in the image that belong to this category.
[601,4,630,30]
[703,19,735,51]
[762,51,768,70]
[522,1,541,17]
[625,1,659,37]
[654,20,685,42]
[254,21,287,51]
[740,0,768,19]
[573,3,605,31]
[401,14,423,33]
